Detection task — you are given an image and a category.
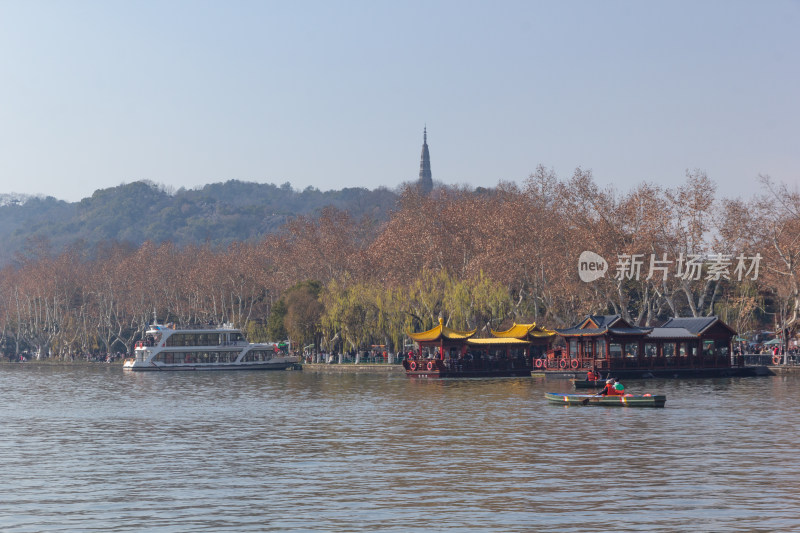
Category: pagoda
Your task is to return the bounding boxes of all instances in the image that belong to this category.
[417,126,433,194]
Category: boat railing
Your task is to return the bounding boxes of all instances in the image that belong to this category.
[533,357,589,370]
[744,353,800,366]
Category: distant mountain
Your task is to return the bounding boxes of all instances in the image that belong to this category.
[0,180,399,265]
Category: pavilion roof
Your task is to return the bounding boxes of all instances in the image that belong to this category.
[490,322,556,340]
[647,327,697,339]
[407,317,477,342]
[467,337,531,346]
[557,327,614,337]
[660,316,736,336]
[558,314,651,337]
[557,315,735,339]
[579,314,630,329]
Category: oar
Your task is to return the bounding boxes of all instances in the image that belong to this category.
[582,391,603,405]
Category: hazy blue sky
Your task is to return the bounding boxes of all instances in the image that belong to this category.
[1,0,797,202]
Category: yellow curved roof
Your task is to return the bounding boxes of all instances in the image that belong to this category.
[490,322,556,339]
[408,317,477,342]
[467,337,530,346]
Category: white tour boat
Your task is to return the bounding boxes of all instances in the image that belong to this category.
[123,323,298,371]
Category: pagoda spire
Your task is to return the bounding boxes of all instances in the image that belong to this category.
[418,126,433,194]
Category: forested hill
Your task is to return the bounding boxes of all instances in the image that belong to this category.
[0,180,399,265]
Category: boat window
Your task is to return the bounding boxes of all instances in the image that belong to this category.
[164,333,226,347]
[609,343,622,358]
[703,340,715,356]
[246,350,274,362]
[663,343,676,357]
[644,343,658,357]
[569,339,577,357]
[530,344,545,358]
[596,339,606,358]
[624,343,638,358]
[167,334,184,347]
[583,341,594,357]
[715,339,729,356]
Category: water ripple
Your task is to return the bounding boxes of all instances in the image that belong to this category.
[0,367,798,531]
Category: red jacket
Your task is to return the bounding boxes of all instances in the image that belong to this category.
[601,383,624,396]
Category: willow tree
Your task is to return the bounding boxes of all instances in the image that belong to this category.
[320,279,380,353]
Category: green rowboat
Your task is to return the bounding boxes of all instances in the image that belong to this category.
[545,392,666,408]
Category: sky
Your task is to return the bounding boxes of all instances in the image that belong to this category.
[0,0,798,202]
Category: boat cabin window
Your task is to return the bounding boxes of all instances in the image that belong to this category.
[715,339,729,356]
[663,342,676,357]
[624,343,638,358]
[703,340,716,356]
[644,343,658,358]
[229,332,245,344]
[530,344,546,358]
[509,348,525,359]
[609,343,622,358]
[596,339,606,359]
[568,339,577,357]
[166,333,228,347]
[244,350,274,362]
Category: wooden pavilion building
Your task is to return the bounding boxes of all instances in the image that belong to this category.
[554,314,750,378]
[403,318,556,378]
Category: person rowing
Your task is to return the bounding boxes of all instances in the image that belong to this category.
[598,378,624,396]
[582,377,620,404]
[586,367,600,381]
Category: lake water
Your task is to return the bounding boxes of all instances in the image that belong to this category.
[0,365,798,532]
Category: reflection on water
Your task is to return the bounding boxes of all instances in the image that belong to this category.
[0,366,799,531]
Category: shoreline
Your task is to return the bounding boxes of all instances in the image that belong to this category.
[300,363,404,374]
